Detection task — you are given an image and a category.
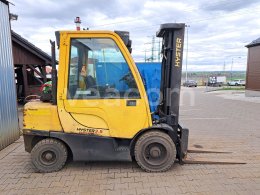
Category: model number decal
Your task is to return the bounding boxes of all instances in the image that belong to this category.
[77,128,103,135]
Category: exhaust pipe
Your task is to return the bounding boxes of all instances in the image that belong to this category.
[50,40,57,105]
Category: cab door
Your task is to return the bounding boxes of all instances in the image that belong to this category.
[58,33,151,139]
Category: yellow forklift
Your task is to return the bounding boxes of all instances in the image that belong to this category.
[23,23,189,172]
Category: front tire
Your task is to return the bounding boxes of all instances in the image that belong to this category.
[31,138,68,173]
[134,131,176,172]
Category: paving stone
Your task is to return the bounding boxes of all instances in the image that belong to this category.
[50,181,65,187]
[121,177,135,183]
[150,187,167,194]
[121,189,137,195]
[128,182,143,189]
[100,183,114,191]
[114,183,128,190]
[136,188,152,195]
[106,190,121,195]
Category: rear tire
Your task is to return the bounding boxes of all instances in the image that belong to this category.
[134,131,176,172]
[31,138,68,173]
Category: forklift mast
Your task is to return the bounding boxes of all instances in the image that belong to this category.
[156,23,185,130]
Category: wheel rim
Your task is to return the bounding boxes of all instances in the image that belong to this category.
[142,142,168,166]
[40,150,57,166]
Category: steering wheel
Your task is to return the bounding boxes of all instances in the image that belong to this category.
[105,91,119,98]
[119,72,131,82]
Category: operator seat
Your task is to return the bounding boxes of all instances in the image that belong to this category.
[86,75,96,88]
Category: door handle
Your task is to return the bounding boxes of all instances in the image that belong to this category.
[126,100,136,106]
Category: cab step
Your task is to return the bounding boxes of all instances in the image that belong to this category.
[115,146,130,152]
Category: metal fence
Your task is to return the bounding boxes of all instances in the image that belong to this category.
[0,0,19,150]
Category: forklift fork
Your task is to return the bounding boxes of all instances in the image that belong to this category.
[181,148,246,165]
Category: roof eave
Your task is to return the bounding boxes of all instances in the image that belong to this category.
[245,43,260,48]
[0,0,9,5]
[11,31,58,64]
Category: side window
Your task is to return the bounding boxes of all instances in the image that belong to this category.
[67,38,140,99]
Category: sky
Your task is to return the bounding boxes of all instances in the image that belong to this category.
[9,0,260,71]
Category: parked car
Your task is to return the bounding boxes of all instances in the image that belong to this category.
[227,79,245,86]
[183,80,197,87]
[207,76,226,87]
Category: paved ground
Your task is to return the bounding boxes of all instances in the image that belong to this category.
[0,87,260,194]
[211,90,260,104]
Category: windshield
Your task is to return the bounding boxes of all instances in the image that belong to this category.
[67,38,140,99]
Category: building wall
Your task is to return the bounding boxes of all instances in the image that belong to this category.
[246,45,260,92]
[12,41,45,65]
[0,1,20,150]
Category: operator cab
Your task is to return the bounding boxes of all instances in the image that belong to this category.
[55,30,151,138]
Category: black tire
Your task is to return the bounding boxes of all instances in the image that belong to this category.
[134,131,176,172]
[31,138,68,173]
